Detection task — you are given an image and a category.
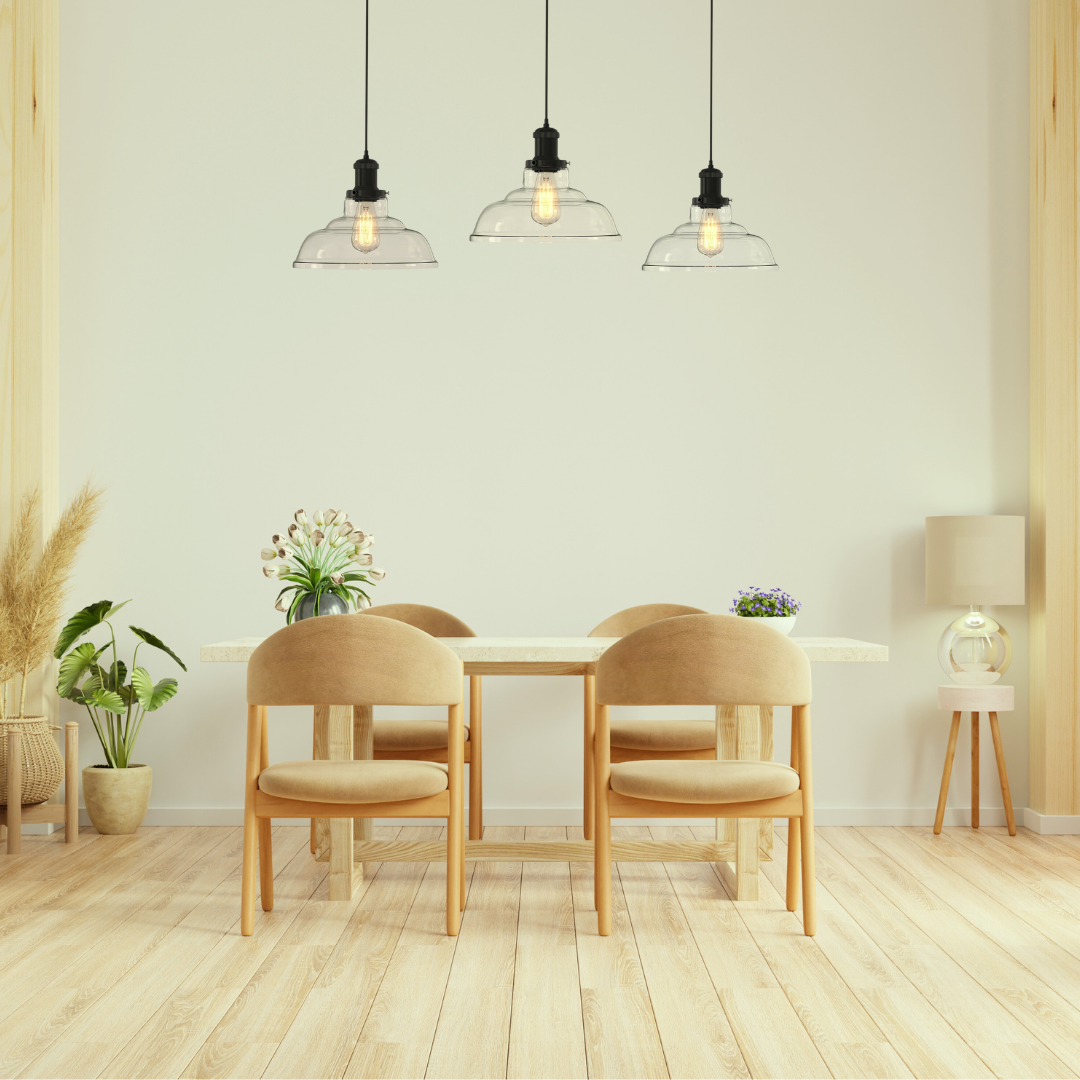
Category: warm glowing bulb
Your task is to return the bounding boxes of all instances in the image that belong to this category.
[531,173,561,226]
[697,207,723,257]
[351,203,380,252]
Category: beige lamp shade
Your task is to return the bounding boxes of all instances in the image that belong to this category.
[925,516,1026,606]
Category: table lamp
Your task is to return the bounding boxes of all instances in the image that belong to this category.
[925,516,1025,685]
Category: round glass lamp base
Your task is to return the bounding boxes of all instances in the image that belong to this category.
[938,608,1011,685]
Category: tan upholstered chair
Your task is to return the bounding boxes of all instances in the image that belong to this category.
[594,613,816,936]
[243,614,466,937]
[583,604,708,837]
[360,604,484,839]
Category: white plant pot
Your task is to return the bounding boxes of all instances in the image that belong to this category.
[746,615,796,636]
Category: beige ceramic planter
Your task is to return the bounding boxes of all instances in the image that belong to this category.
[82,764,152,834]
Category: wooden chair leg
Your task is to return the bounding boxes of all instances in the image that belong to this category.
[310,723,317,854]
[786,711,800,911]
[469,676,482,840]
[971,711,980,830]
[257,708,274,911]
[934,712,962,835]
[241,705,261,936]
[796,705,816,936]
[595,704,612,934]
[64,722,79,845]
[584,673,595,842]
[988,711,1017,836]
[6,729,22,855]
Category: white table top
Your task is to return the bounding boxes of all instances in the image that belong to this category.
[200,635,887,664]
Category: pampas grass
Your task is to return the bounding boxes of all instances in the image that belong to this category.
[0,481,103,718]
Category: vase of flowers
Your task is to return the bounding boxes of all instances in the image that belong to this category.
[54,600,186,833]
[0,482,102,807]
[730,586,801,635]
[260,508,385,623]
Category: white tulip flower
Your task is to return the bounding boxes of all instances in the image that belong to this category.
[353,552,373,566]
[314,510,325,527]
[331,510,348,525]
[330,572,344,585]
[294,509,308,527]
[275,595,289,612]
[272,534,287,547]
[357,595,371,609]
[260,547,277,561]
[339,521,353,535]
[312,529,325,547]
[287,523,303,543]
[276,547,288,559]
[368,567,386,581]
[263,564,281,578]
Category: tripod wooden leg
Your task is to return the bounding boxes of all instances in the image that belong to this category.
[988,711,1017,836]
[934,712,962,835]
[971,712,980,829]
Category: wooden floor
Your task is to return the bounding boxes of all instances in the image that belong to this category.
[1,824,1080,1079]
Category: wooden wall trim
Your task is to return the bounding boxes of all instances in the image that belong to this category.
[1030,0,1080,816]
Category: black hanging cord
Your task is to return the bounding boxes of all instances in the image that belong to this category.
[708,0,713,167]
[544,0,549,125]
[365,0,370,155]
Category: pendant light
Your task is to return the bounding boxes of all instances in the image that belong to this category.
[294,0,437,269]
[642,0,776,271]
[470,0,619,243]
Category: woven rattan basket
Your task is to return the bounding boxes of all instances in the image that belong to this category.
[0,717,64,805]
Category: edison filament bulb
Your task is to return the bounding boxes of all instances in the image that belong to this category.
[531,173,561,225]
[351,203,380,252]
[697,207,723,257]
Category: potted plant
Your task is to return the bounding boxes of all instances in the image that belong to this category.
[730,586,802,635]
[260,508,385,622]
[0,483,102,810]
[54,601,186,834]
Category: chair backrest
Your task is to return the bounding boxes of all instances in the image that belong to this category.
[596,613,811,707]
[360,603,476,638]
[248,614,462,707]
[589,603,707,638]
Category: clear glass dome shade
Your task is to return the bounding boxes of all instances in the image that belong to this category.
[938,608,1012,685]
[294,196,437,269]
[642,203,776,271]
[470,168,620,242]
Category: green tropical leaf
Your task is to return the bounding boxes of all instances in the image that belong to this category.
[128,627,187,671]
[131,668,179,711]
[105,600,132,619]
[54,600,115,658]
[103,660,128,693]
[57,642,107,698]
[90,688,126,714]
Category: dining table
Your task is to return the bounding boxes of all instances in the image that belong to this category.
[202,633,887,901]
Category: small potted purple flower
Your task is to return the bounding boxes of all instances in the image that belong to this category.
[730,586,801,635]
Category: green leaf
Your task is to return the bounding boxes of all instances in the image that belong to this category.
[128,627,187,672]
[103,660,128,693]
[57,642,107,698]
[54,600,116,658]
[105,600,132,619]
[90,688,126,714]
[131,667,179,711]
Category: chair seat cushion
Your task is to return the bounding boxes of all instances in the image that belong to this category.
[259,760,449,803]
[373,720,470,752]
[609,760,800,804]
[610,719,716,752]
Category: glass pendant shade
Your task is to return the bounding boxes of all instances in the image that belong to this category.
[643,203,776,271]
[294,196,437,269]
[938,607,1012,685]
[471,167,619,242]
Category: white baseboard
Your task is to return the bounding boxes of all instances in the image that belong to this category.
[69,806,1078,833]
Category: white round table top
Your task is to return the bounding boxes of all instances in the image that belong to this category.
[937,683,1014,712]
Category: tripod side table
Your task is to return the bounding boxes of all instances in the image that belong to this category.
[934,684,1016,836]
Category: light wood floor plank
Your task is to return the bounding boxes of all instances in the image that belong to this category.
[344,827,467,1080]
[507,826,588,1080]
[827,827,1080,1075]
[569,826,668,1080]
[656,826,830,1080]
[426,825,522,1080]
[19,828,312,1080]
[616,827,750,1079]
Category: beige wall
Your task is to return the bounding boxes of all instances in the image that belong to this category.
[57,0,1030,823]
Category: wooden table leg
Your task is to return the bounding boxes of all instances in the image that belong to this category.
[313,706,330,862]
[988,711,1017,836]
[469,676,482,840]
[717,704,762,899]
[328,704,355,900]
[934,711,961,835]
[584,673,595,842]
[353,705,374,878]
[971,711,980,830]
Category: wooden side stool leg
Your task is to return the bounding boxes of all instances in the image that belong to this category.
[971,711,980,830]
[934,711,962,835]
[64,722,79,844]
[988,711,1017,836]
[6,729,22,854]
